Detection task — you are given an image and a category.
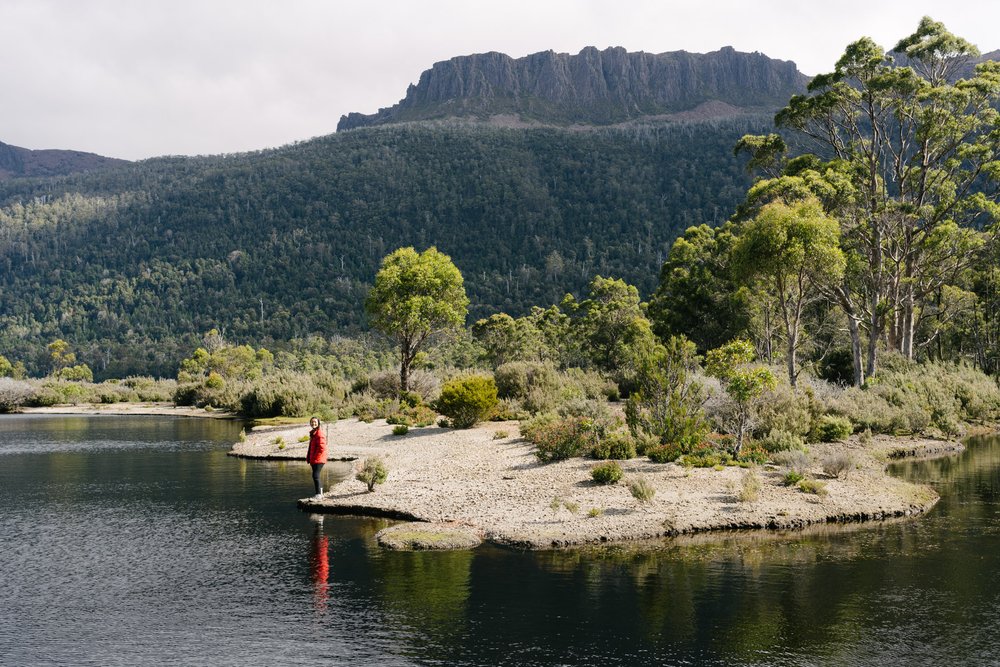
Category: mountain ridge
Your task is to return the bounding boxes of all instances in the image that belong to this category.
[0,140,127,181]
[338,46,808,131]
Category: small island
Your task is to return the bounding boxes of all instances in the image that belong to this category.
[232,417,955,550]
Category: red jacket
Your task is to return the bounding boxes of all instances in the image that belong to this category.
[306,427,327,464]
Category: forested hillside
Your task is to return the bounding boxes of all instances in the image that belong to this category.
[0,118,769,377]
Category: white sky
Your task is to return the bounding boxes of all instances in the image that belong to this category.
[3,0,998,160]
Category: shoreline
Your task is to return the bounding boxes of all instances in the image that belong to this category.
[231,417,963,550]
[16,403,240,419]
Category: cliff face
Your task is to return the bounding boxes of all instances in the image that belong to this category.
[338,46,809,130]
[0,141,127,180]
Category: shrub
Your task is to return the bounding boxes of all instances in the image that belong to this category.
[647,443,683,463]
[494,361,558,400]
[524,415,600,463]
[590,430,637,460]
[678,449,734,468]
[493,430,509,440]
[760,429,805,453]
[368,369,441,403]
[813,415,853,442]
[0,378,34,413]
[591,461,623,485]
[783,470,804,486]
[821,452,853,478]
[392,424,409,436]
[356,457,388,491]
[587,508,604,518]
[434,375,498,429]
[629,476,656,502]
[798,479,828,496]
[773,449,810,476]
[738,468,762,502]
[437,417,451,428]
[755,381,815,439]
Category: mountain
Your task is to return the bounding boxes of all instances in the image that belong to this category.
[0,140,127,180]
[338,46,808,131]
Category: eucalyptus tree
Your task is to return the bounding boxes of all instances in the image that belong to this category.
[733,198,845,387]
[738,17,1000,384]
[366,247,469,393]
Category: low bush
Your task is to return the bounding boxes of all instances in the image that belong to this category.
[678,449,734,468]
[738,468,762,502]
[591,461,623,485]
[772,449,810,476]
[783,470,804,486]
[238,372,333,418]
[629,476,656,502]
[798,479,828,496]
[367,369,441,404]
[524,415,600,463]
[435,374,498,429]
[590,431,637,460]
[647,443,683,463]
[0,378,34,413]
[356,457,388,492]
[392,424,409,436]
[821,452,853,478]
[759,429,806,453]
[813,415,853,442]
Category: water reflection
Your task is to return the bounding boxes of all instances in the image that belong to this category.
[4,415,1000,666]
[309,515,330,613]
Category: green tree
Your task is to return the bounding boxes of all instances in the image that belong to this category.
[47,339,77,374]
[743,17,1000,383]
[572,275,659,393]
[706,340,776,454]
[733,198,845,387]
[0,354,12,378]
[471,313,543,369]
[648,224,751,353]
[366,247,469,393]
[625,336,709,451]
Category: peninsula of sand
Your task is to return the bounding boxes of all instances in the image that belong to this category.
[230,417,957,550]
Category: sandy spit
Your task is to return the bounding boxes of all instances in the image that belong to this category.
[20,403,239,419]
[231,418,957,550]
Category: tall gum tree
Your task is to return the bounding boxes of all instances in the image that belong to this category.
[738,17,1000,384]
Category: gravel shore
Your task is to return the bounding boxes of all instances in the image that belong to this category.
[231,417,955,550]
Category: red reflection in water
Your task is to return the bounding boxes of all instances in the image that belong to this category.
[310,517,330,612]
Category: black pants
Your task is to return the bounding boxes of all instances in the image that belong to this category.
[311,463,324,495]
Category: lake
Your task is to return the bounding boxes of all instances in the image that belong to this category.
[2,414,998,666]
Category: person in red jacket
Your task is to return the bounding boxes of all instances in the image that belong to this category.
[306,416,327,497]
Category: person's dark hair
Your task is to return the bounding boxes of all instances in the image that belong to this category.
[310,416,321,428]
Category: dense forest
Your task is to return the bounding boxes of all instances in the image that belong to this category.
[0,117,769,378]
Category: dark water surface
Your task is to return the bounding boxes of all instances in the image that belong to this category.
[2,415,1000,666]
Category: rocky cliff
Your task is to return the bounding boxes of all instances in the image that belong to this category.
[338,46,808,130]
[0,141,127,180]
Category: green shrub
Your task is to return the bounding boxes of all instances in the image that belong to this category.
[798,479,828,496]
[591,461,623,485]
[678,449,734,468]
[590,430,637,460]
[434,375,498,429]
[783,470,804,486]
[524,415,600,463]
[629,476,656,502]
[392,424,409,436]
[760,429,805,453]
[647,443,683,463]
[813,415,853,442]
[755,382,814,438]
[437,417,451,428]
[493,430,509,440]
[356,457,388,491]
[494,361,558,400]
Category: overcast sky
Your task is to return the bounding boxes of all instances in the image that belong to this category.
[4,0,999,160]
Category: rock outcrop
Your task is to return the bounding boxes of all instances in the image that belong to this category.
[338,46,808,130]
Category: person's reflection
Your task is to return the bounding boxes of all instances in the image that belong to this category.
[310,514,330,612]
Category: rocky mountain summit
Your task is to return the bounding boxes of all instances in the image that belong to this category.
[338,46,809,130]
[0,140,126,180]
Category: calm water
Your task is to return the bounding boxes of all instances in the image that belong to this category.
[2,415,1000,666]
